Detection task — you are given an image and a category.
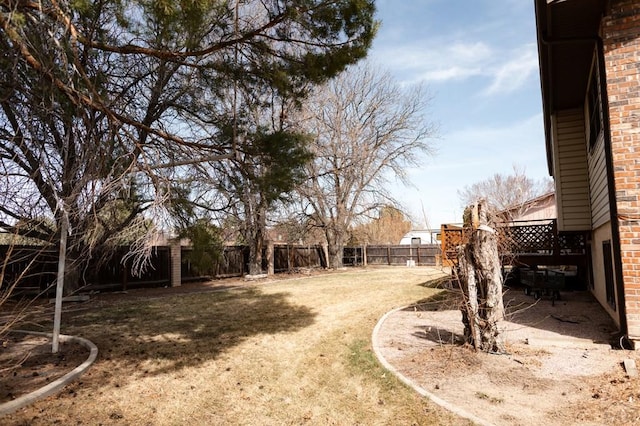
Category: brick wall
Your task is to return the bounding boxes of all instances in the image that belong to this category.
[602,0,640,340]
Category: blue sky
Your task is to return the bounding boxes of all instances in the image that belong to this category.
[368,0,548,228]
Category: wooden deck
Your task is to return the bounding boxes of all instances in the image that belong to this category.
[441,219,590,289]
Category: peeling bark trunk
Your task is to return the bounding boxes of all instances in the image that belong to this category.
[457,202,505,353]
[327,244,343,269]
[247,204,266,276]
[248,236,263,276]
[324,226,345,269]
[248,208,265,276]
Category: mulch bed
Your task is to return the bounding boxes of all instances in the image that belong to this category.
[0,333,88,404]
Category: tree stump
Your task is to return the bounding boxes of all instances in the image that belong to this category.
[457,201,506,353]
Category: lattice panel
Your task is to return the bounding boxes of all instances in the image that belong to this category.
[558,232,587,253]
[444,230,464,252]
[501,223,555,254]
[441,227,465,265]
[440,220,588,267]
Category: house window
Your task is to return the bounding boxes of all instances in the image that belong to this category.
[411,237,421,246]
[587,54,603,150]
[602,240,616,310]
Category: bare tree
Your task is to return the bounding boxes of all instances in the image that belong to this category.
[457,165,553,221]
[297,62,437,268]
[350,205,412,245]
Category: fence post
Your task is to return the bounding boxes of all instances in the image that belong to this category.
[363,244,367,266]
[170,239,181,287]
[552,219,560,258]
[387,245,391,265]
[266,240,274,275]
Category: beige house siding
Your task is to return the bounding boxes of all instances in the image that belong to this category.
[587,133,610,228]
[551,109,591,231]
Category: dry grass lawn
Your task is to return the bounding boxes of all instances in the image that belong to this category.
[4,267,465,425]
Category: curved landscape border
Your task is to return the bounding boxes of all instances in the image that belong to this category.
[371,305,494,426]
[0,330,98,416]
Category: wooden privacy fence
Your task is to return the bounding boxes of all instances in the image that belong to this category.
[1,245,174,296]
[1,244,328,296]
[272,244,326,272]
[344,244,440,266]
[0,245,58,296]
[1,242,441,297]
[181,245,247,279]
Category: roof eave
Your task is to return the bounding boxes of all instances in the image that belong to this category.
[534,0,607,176]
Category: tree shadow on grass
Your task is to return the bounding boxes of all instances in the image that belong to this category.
[48,287,315,386]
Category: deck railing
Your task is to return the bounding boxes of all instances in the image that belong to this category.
[441,219,588,266]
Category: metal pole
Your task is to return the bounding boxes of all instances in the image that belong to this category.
[52,211,68,353]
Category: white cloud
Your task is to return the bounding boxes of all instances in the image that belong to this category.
[482,45,539,96]
[368,1,544,227]
[418,66,482,82]
[372,41,492,83]
[448,41,494,63]
[372,40,538,96]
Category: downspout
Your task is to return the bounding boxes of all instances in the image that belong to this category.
[596,36,629,339]
[535,0,556,176]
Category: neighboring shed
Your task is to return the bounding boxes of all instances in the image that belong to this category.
[399,229,440,245]
[496,192,557,223]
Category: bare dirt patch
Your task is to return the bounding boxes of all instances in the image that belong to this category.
[0,334,88,403]
[376,286,640,425]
